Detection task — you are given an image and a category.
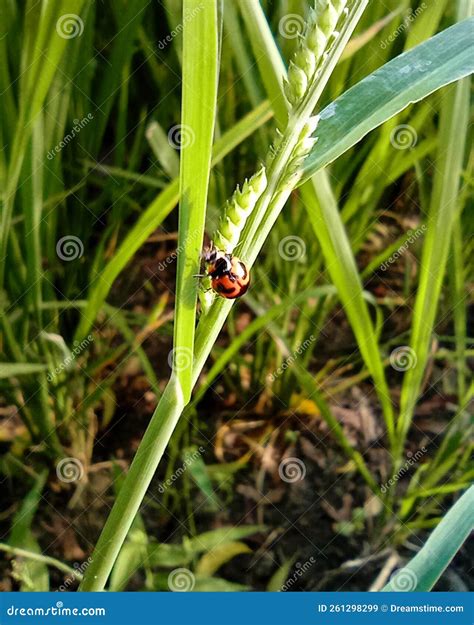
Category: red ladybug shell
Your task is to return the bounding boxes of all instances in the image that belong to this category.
[206,252,250,299]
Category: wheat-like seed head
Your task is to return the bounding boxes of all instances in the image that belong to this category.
[284,0,348,106]
[213,166,267,253]
[212,1,347,258]
[282,115,320,187]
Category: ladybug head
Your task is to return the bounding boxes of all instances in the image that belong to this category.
[203,244,232,277]
[202,245,218,265]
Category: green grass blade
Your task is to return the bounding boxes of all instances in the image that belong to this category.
[224,0,265,110]
[172,0,219,400]
[404,0,450,49]
[449,217,468,401]
[0,363,50,379]
[381,486,474,591]
[396,21,471,456]
[301,176,396,445]
[146,121,180,179]
[23,114,44,324]
[238,0,287,125]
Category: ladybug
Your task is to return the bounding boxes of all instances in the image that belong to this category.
[203,247,250,299]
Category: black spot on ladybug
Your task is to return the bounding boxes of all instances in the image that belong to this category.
[217,283,235,295]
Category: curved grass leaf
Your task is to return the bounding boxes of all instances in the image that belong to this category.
[301,17,474,183]
[381,486,474,591]
[195,542,251,577]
